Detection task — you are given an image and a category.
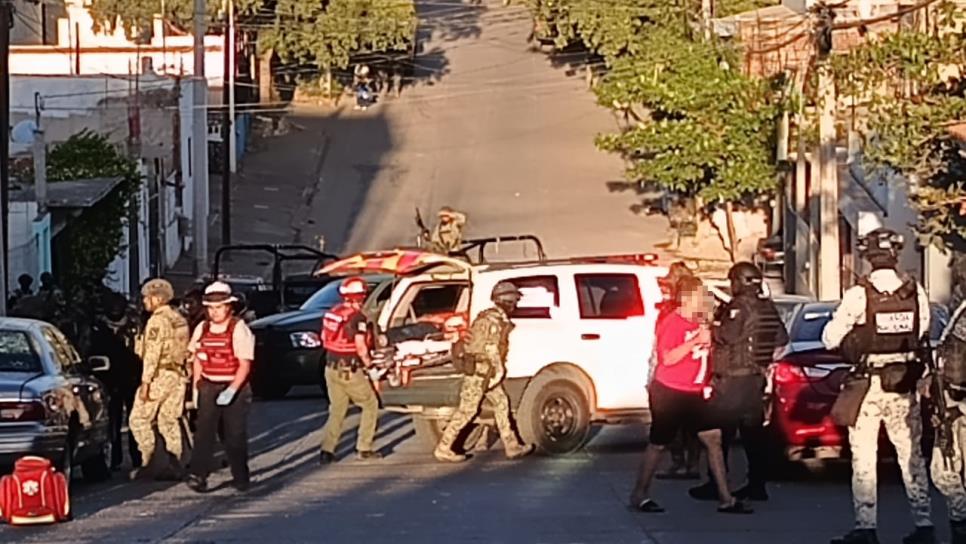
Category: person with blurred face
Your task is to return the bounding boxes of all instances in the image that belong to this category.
[185,282,255,493]
[630,277,751,515]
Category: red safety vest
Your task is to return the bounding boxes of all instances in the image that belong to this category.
[322,304,361,356]
[197,318,241,380]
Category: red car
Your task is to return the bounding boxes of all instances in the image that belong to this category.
[769,301,948,462]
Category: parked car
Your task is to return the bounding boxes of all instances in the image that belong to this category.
[770,301,948,462]
[0,318,112,482]
[753,235,784,277]
[249,274,394,399]
[367,250,668,455]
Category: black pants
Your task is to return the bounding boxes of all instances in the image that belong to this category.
[669,430,701,470]
[189,381,251,484]
[708,374,768,488]
[108,387,141,469]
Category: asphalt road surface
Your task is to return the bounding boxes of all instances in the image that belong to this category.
[1,387,957,543]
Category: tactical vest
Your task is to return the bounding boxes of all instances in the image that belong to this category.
[322,304,360,356]
[196,318,241,380]
[941,301,966,387]
[713,296,787,377]
[850,277,920,356]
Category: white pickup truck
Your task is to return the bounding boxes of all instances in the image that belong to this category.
[373,253,667,454]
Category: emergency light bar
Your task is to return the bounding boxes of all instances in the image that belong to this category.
[567,253,659,265]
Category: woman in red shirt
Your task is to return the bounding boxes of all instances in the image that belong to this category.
[630,277,751,514]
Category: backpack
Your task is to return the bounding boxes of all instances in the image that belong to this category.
[0,456,71,525]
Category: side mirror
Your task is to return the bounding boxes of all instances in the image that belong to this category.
[88,356,110,373]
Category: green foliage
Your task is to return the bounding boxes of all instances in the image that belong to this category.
[523,0,785,204]
[594,28,782,202]
[829,2,966,244]
[47,131,141,288]
[90,0,417,74]
[262,0,416,70]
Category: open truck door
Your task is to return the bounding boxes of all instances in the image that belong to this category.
[211,244,339,317]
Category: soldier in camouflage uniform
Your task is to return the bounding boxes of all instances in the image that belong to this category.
[930,262,966,544]
[823,229,934,544]
[129,279,191,480]
[423,207,467,255]
[434,281,535,462]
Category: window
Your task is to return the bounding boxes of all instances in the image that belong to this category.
[411,284,464,318]
[505,275,559,319]
[0,331,42,373]
[390,283,468,328]
[575,274,644,319]
[42,327,77,372]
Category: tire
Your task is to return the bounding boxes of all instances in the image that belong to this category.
[82,441,112,483]
[518,378,592,455]
[252,380,291,400]
[411,414,484,454]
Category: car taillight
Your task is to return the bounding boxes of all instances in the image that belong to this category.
[773,362,809,384]
[0,401,46,422]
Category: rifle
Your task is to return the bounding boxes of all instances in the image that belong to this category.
[414,207,430,244]
[923,341,956,469]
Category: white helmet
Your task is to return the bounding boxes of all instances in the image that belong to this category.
[202,281,238,306]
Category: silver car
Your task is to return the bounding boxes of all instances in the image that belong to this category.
[0,318,113,482]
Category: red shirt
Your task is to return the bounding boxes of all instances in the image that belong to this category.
[653,311,712,393]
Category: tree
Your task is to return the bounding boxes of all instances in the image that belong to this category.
[521,0,785,260]
[829,2,966,247]
[46,131,141,289]
[89,0,417,85]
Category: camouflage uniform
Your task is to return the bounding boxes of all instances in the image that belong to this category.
[130,305,191,463]
[823,268,933,536]
[426,208,467,255]
[435,306,528,458]
[931,410,966,523]
[850,379,932,529]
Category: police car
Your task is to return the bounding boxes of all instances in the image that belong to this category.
[342,250,668,455]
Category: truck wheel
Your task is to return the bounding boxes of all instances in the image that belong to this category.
[519,378,591,455]
[411,414,484,454]
[253,380,291,400]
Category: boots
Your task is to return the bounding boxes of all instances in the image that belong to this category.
[506,443,535,460]
[733,483,769,502]
[830,529,880,544]
[901,526,936,544]
[952,519,966,544]
[434,445,468,463]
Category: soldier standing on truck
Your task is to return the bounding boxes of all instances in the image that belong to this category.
[420,207,467,255]
[433,281,535,462]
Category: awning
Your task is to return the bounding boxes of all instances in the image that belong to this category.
[314,249,471,277]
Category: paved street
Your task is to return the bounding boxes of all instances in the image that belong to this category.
[1,0,956,542]
[0,388,957,543]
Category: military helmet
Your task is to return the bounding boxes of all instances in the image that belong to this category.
[141,278,175,303]
[438,206,457,218]
[491,281,522,303]
[727,261,764,297]
[858,228,904,259]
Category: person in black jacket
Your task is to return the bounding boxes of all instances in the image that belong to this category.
[89,292,143,470]
[689,262,788,502]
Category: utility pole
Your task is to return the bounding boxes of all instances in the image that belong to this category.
[0,0,12,314]
[192,0,209,278]
[814,3,841,300]
[227,0,236,174]
[221,0,232,246]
